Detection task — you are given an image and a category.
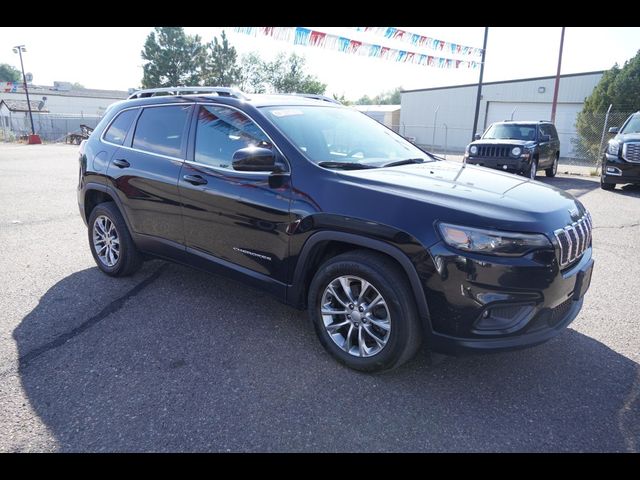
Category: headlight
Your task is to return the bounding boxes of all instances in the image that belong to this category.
[438,223,551,256]
[470,145,478,155]
[607,140,620,156]
[511,146,522,156]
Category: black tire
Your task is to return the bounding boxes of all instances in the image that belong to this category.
[527,157,538,179]
[307,250,423,372]
[545,153,558,177]
[87,202,142,276]
[600,176,616,191]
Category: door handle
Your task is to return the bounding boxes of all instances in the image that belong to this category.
[183,174,208,186]
[113,159,130,168]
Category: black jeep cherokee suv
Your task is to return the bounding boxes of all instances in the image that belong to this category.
[464,120,561,179]
[78,87,594,372]
[601,111,640,190]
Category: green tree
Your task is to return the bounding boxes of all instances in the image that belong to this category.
[356,87,402,105]
[72,82,85,89]
[141,27,205,88]
[266,53,326,94]
[201,31,241,87]
[239,52,268,93]
[575,50,640,160]
[332,93,353,105]
[0,63,21,82]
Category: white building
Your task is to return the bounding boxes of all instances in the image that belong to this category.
[400,71,603,158]
[1,82,128,141]
[353,104,401,132]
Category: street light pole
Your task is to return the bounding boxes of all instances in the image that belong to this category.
[12,44,36,137]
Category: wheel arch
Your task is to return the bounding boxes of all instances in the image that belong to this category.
[83,183,133,233]
[287,231,432,333]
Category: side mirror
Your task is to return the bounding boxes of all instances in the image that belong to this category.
[232,147,278,172]
[474,133,481,140]
[540,134,551,142]
[608,127,619,134]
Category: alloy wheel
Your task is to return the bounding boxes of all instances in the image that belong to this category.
[92,215,120,267]
[320,275,391,357]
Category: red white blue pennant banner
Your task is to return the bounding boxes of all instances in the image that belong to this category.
[354,27,483,58]
[1,82,20,93]
[234,27,479,69]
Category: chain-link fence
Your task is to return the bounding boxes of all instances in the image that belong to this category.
[1,112,102,143]
[568,109,634,168]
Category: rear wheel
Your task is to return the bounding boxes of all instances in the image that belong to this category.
[88,202,142,276]
[545,153,558,177]
[308,250,423,372]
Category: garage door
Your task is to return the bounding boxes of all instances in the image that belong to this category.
[485,102,583,158]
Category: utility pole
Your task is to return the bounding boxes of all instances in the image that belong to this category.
[471,27,489,141]
[12,44,40,143]
[550,27,565,124]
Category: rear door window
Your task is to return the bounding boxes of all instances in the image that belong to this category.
[132,105,191,158]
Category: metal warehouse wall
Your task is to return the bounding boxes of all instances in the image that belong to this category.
[400,71,603,158]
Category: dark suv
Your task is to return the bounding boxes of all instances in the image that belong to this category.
[601,111,640,190]
[464,121,561,179]
[78,87,593,372]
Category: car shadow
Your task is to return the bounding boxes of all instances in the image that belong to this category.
[13,263,640,452]
[537,175,600,198]
[614,183,640,198]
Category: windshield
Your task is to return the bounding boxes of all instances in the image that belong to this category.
[483,123,537,141]
[621,114,640,134]
[261,105,433,167]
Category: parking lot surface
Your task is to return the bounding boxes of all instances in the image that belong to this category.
[0,144,638,452]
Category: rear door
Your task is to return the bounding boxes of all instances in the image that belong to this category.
[105,103,192,246]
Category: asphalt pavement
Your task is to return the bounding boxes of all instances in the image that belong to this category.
[0,143,638,452]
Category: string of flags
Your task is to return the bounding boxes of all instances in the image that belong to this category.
[234,27,480,70]
[1,82,20,93]
[354,27,483,58]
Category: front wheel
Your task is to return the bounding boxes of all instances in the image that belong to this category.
[308,250,423,372]
[545,154,558,177]
[527,158,538,179]
[601,174,616,191]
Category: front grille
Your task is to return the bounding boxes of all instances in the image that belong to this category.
[622,142,640,163]
[554,212,592,268]
[477,145,511,158]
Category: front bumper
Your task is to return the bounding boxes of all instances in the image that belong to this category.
[602,153,640,183]
[465,156,531,174]
[423,241,593,354]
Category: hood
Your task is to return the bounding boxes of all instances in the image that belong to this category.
[336,160,585,234]
[616,132,640,143]
[471,139,536,147]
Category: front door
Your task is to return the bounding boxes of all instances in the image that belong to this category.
[178,104,292,283]
[537,124,553,167]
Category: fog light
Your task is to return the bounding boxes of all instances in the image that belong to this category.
[473,304,536,334]
[606,166,622,176]
[503,165,508,170]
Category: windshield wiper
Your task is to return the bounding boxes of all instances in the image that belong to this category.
[318,161,378,170]
[380,158,425,168]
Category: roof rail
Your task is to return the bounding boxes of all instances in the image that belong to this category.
[289,93,342,105]
[127,86,248,100]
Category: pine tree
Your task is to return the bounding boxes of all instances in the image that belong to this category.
[141,27,205,88]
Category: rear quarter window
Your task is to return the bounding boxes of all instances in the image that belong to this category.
[103,109,138,145]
